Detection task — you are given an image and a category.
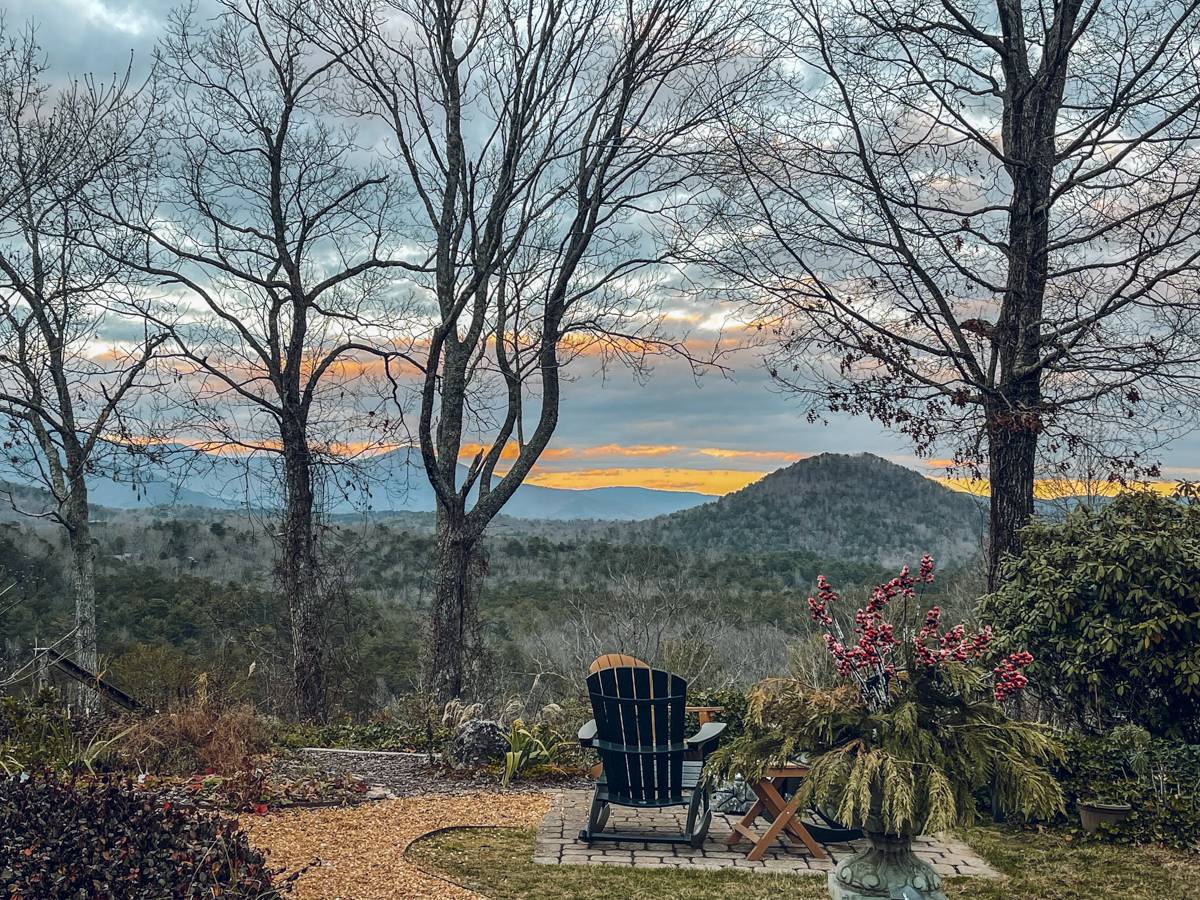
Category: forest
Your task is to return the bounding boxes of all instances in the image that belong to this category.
[2,461,979,718]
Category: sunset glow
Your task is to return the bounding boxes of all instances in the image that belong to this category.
[523,466,766,494]
[935,476,1180,500]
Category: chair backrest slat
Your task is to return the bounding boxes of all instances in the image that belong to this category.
[632,665,656,799]
[585,665,688,805]
[615,665,644,799]
[652,668,671,803]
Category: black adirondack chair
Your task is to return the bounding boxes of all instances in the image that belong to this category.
[577,665,726,848]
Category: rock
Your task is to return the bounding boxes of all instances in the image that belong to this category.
[452,718,508,767]
[712,776,755,814]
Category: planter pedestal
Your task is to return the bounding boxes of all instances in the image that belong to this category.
[827,830,946,900]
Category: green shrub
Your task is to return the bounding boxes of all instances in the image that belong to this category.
[1057,726,1200,851]
[276,708,445,754]
[0,692,125,776]
[0,773,284,897]
[686,687,750,738]
[981,486,1200,737]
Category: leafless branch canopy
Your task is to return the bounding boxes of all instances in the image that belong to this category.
[106,0,424,476]
[0,23,167,531]
[697,0,1200,480]
[324,0,762,536]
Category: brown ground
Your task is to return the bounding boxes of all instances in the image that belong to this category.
[243,791,551,900]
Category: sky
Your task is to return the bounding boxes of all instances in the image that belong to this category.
[14,0,1200,497]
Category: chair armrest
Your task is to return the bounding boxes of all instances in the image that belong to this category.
[685,721,727,755]
[578,719,598,749]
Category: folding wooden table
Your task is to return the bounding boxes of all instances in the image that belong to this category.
[726,764,827,861]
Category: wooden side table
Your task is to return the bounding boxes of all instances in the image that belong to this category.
[685,705,723,725]
[726,765,827,861]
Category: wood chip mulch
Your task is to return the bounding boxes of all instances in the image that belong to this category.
[242,791,551,899]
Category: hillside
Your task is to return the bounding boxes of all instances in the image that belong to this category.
[634,453,986,566]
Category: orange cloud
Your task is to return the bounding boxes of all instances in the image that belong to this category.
[697,448,807,462]
[458,442,521,462]
[936,477,1179,500]
[457,442,807,465]
[572,444,681,459]
[457,442,683,462]
[525,467,764,495]
[112,434,408,458]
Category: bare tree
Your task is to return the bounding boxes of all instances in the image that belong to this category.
[105,0,425,721]
[324,0,760,700]
[0,25,165,712]
[697,0,1200,586]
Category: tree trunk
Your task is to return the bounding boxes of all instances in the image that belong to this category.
[279,431,327,722]
[987,61,1060,590]
[985,398,1039,590]
[64,484,99,716]
[427,508,485,703]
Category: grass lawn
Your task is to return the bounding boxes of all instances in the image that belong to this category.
[408,825,1200,900]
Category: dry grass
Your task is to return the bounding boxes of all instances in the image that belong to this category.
[118,703,273,775]
[242,791,551,900]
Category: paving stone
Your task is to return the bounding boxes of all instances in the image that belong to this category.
[537,789,998,880]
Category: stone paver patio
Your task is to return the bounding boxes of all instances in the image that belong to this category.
[534,790,1000,879]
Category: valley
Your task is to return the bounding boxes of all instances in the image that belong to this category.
[0,453,988,718]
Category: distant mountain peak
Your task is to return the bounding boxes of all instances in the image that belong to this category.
[639,452,985,566]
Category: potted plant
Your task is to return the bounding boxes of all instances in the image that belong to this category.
[1077,798,1132,833]
[707,556,1064,900]
[1075,724,1155,833]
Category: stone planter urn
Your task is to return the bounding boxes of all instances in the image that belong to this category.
[828,825,946,900]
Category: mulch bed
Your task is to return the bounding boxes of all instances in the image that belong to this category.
[276,749,500,797]
[276,748,591,797]
[243,791,552,899]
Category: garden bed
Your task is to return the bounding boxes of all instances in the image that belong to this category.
[136,764,385,813]
[276,748,498,797]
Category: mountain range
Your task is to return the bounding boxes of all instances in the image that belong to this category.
[0,449,988,563]
[0,447,711,521]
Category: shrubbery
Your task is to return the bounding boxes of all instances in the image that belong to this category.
[277,710,436,754]
[0,691,124,776]
[0,773,284,897]
[686,687,750,738]
[982,486,1200,737]
[1056,725,1200,851]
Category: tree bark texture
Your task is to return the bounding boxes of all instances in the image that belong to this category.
[279,424,327,722]
[427,507,486,703]
[65,487,99,716]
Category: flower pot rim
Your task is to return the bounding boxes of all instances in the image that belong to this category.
[1079,799,1132,812]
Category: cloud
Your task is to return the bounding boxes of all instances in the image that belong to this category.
[64,0,154,35]
[525,467,764,495]
[696,447,807,463]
